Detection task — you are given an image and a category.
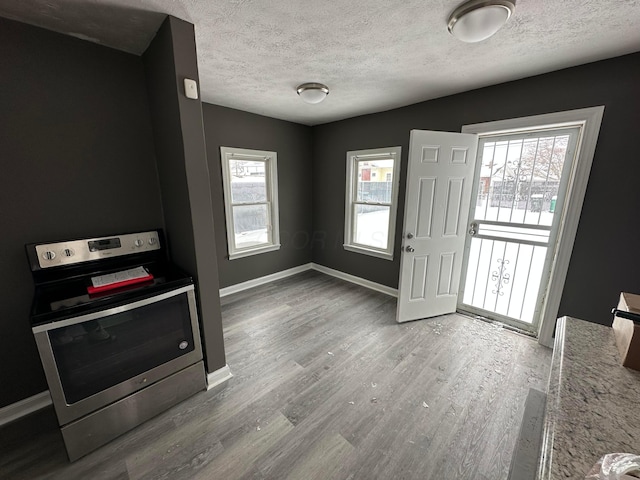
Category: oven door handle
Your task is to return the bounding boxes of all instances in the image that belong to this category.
[32,284,195,333]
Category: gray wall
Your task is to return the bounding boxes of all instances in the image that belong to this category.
[312,52,640,326]
[0,17,164,408]
[143,17,226,372]
[202,104,313,288]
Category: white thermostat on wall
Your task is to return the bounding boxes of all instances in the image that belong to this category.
[184,78,198,99]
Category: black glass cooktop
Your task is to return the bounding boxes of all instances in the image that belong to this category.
[30,262,193,327]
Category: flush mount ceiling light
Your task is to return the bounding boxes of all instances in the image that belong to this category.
[296,83,329,104]
[448,0,515,43]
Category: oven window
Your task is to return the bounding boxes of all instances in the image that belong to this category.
[49,293,195,404]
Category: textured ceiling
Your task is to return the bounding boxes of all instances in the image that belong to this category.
[1,0,640,125]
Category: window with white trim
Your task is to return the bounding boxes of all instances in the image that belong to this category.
[344,146,401,260]
[220,147,280,260]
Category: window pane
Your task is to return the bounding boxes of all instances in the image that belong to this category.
[354,204,390,249]
[229,160,267,203]
[232,204,269,249]
[356,159,394,203]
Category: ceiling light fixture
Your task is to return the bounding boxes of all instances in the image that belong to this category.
[296,83,329,104]
[448,0,515,43]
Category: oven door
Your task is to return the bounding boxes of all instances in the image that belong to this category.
[32,285,203,426]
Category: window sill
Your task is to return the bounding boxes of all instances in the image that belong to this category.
[229,244,281,260]
[343,244,393,261]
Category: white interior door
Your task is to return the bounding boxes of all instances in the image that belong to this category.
[396,130,478,323]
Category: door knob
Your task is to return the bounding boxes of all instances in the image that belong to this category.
[405,246,415,253]
[469,222,478,236]
[406,232,414,239]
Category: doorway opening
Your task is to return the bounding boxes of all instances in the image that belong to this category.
[458,126,580,333]
[396,107,604,347]
[459,107,604,346]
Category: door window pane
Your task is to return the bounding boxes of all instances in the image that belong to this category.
[475,134,571,226]
[462,238,545,324]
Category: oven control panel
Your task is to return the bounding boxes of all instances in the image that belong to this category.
[34,231,161,269]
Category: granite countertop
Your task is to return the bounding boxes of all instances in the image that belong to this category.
[539,316,640,479]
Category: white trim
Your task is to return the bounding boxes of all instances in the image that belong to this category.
[219,263,313,297]
[228,243,281,260]
[220,146,280,260]
[219,262,398,298]
[462,106,605,348]
[311,263,398,297]
[0,391,52,427]
[206,364,233,390]
[462,108,601,136]
[344,146,402,260]
[343,244,394,260]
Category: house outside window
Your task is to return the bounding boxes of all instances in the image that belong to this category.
[344,146,401,260]
[220,146,280,259]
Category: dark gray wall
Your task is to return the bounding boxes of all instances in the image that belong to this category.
[143,17,226,372]
[312,52,640,327]
[0,18,164,408]
[202,104,313,288]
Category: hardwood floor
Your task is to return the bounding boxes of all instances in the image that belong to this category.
[0,270,551,480]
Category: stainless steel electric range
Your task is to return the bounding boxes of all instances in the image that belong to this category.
[27,230,206,461]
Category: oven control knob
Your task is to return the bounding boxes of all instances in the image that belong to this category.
[42,251,56,261]
[62,248,74,257]
[134,239,144,247]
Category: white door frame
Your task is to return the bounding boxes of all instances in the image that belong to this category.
[462,106,604,347]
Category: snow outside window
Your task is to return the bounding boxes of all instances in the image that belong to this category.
[344,146,401,260]
[220,147,280,260]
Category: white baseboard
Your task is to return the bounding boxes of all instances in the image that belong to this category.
[311,263,398,297]
[0,390,52,427]
[207,364,233,390]
[219,263,313,297]
[219,262,398,298]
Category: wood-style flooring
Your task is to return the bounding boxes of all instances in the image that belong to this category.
[0,270,551,480]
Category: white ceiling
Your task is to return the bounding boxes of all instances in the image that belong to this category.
[2,0,640,126]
